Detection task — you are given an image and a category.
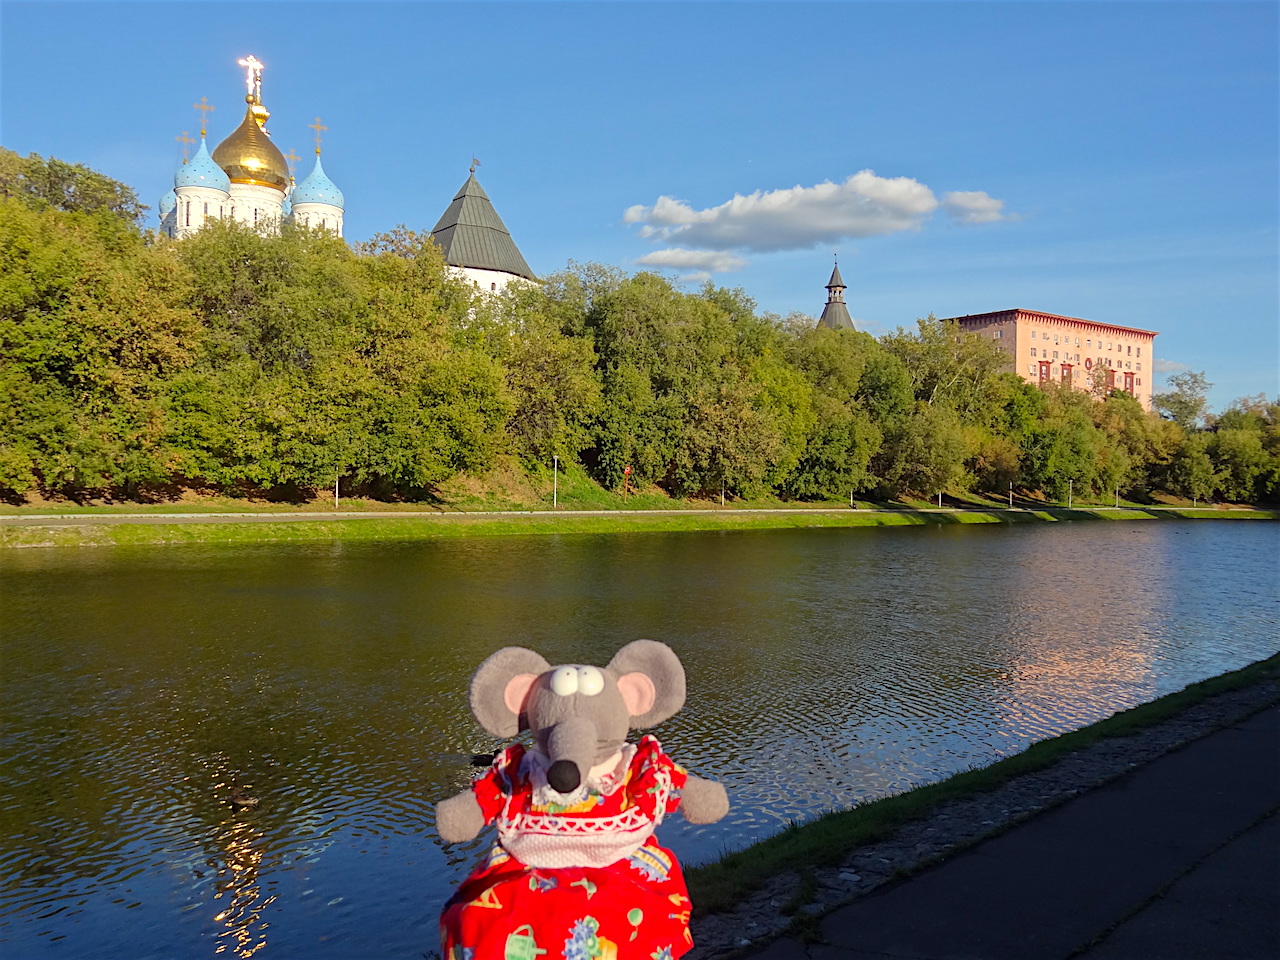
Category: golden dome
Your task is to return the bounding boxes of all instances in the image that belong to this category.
[211,96,289,192]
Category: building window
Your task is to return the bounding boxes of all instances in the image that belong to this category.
[1127,345,1132,355]
[1137,346,1142,357]
[1053,351,1059,359]
[491,282,497,291]
[1031,348,1037,357]
[1075,338,1080,346]
[1054,333,1060,343]
[1031,330,1037,339]
[1137,363,1141,371]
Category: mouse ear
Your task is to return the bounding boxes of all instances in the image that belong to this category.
[470,647,551,737]
[607,640,686,728]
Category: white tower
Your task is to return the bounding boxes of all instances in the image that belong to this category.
[290,117,344,235]
[171,137,230,239]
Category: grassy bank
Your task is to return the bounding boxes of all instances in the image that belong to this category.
[686,652,1280,914]
[1,504,1275,549]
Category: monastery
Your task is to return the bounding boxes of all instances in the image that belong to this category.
[159,56,536,294]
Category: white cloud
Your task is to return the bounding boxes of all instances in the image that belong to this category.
[624,171,1009,260]
[1153,358,1191,374]
[625,171,940,253]
[941,190,1009,224]
[634,248,748,273]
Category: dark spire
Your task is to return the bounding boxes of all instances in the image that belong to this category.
[818,259,855,331]
[429,170,536,280]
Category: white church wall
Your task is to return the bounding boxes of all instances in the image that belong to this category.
[452,266,534,295]
[292,202,344,237]
[173,185,229,238]
[227,183,285,233]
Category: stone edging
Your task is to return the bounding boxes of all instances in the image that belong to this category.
[688,677,1280,958]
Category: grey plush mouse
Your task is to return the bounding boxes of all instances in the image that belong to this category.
[437,640,728,960]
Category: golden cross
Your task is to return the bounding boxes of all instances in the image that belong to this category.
[285,148,301,179]
[309,116,327,155]
[192,97,215,137]
[175,130,195,161]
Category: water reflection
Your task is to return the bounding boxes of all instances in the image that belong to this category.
[0,521,1275,958]
[211,818,270,958]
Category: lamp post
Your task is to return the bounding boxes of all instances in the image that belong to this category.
[1068,479,1073,509]
[553,455,559,510]
[1008,481,1013,509]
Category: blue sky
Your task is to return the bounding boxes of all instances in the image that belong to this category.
[2,1,1276,411]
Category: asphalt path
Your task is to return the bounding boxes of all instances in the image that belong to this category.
[0,506,1206,527]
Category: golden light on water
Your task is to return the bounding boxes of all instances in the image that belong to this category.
[211,819,269,958]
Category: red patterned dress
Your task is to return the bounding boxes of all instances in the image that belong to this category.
[440,735,693,960]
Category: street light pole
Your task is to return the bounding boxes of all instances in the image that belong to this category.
[1068,479,1073,509]
[553,455,559,509]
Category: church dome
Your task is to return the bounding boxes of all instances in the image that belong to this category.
[291,155,344,209]
[176,138,231,191]
[159,187,177,216]
[211,98,289,192]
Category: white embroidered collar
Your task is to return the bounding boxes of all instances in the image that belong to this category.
[524,742,638,804]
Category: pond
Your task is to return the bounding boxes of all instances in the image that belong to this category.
[1,520,1276,958]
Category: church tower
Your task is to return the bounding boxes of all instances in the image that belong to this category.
[160,57,344,238]
[170,137,230,239]
[818,261,855,331]
[211,56,289,231]
[430,165,536,293]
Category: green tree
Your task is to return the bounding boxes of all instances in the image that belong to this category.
[0,197,195,497]
[1167,433,1217,502]
[880,315,1009,423]
[1209,428,1270,502]
[0,148,146,227]
[781,326,881,498]
[1153,370,1211,431]
[875,403,969,497]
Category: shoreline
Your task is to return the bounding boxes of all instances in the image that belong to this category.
[686,654,1280,957]
[1,504,1274,549]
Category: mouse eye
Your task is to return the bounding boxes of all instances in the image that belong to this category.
[550,666,579,697]
[576,666,605,696]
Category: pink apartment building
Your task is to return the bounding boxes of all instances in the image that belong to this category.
[941,309,1159,410]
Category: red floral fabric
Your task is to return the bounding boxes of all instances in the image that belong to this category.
[441,736,693,960]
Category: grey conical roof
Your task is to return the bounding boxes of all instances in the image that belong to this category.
[430,172,536,280]
[819,300,855,330]
[827,263,846,289]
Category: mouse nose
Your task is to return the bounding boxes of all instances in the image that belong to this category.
[547,759,581,793]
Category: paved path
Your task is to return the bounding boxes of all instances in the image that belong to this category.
[749,704,1280,960]
[0,506,1235,526]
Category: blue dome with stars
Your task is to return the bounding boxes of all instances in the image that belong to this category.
[159,188,177,216]
[175,138,230,191]
[291,155,343,209]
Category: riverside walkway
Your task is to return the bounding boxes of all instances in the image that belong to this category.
[748,703,1279,960]
[0,505,1253,526]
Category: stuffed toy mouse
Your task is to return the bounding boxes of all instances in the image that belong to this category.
[436,640,729,960]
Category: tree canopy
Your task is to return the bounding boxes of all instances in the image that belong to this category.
[2,152,1274,506]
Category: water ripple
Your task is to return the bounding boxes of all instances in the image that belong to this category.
[0,522,1275,957]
